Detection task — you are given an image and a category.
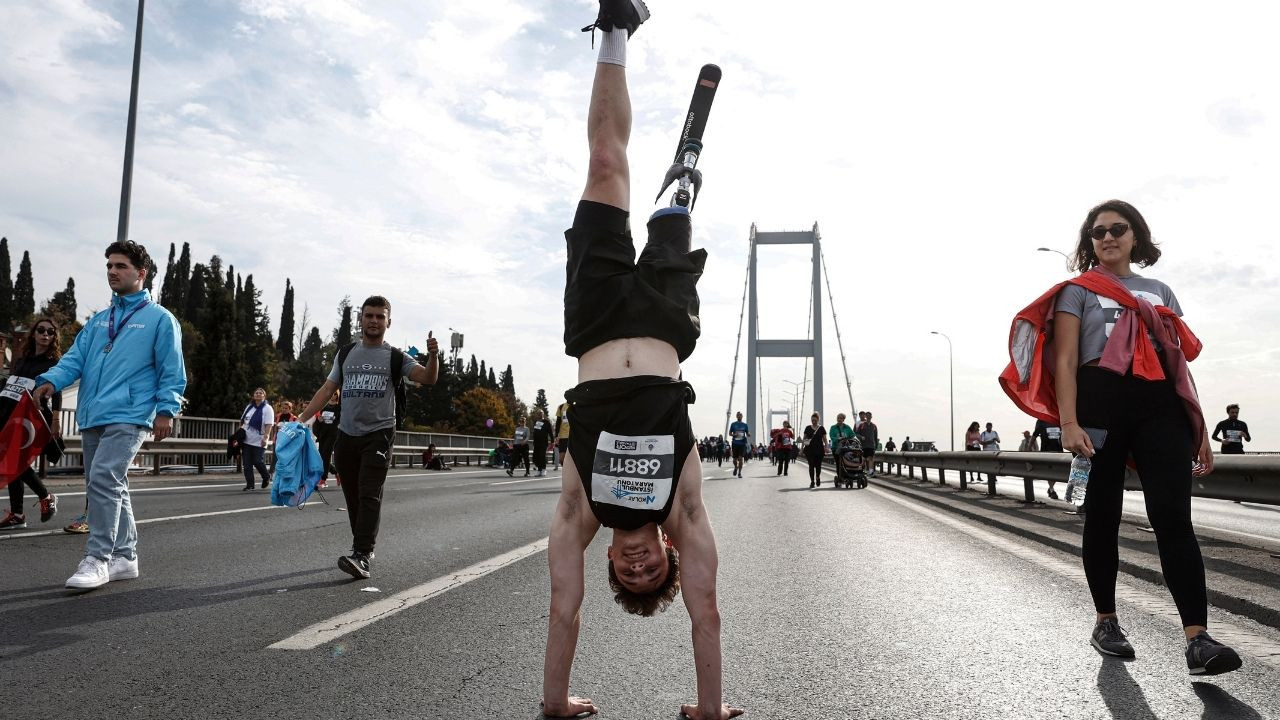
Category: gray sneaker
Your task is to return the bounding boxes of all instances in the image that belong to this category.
[1091,618,1135,658]
[1186,631,1242,676]
[582,0,650,38]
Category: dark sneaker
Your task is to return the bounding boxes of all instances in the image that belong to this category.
[338,552,372,580]
[40,493,58,522]
[582,0,650,38]
[0,511,26,531]
[1186,631,1243,676]
[1091,618,1136,658]
[1048,488,1059,500]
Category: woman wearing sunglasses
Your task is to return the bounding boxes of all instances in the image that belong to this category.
[0,317,63,530]
[1003,199,1239,676]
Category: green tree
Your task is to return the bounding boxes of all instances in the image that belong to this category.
[455,387,513,436]
[499,364,514,393]
[186,256,244,416]
[533,388,550,420]
[13,250,35,321]
[286,326,327,400]
[276,279,295,360]
[334,297,353,347]
[40,277,82,349]
[159,242,178,310]
[0,237,13,332]
[478,360,488,388]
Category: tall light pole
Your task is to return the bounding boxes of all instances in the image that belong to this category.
[931,331,954,451]
[1036,247,1071,272]
[781,389,799,427]
[781,379,808,422]
[116,0,146,245]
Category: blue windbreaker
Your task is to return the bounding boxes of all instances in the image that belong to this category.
[270,422,324,507]
[36,289,186,430]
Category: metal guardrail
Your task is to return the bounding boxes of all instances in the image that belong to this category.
[41,414,521,477]
[877,451,1280,506]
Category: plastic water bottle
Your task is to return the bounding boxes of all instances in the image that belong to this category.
[1066,454,1091,507]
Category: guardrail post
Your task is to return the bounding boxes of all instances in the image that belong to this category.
[1020,476,1036,504]
[921,467,929,482]
[908,464,915,480]
[938,467,945,485]
[959,470,968,490]
[152,453,161,476]
[198,455,205,474]
[986,473,997,496]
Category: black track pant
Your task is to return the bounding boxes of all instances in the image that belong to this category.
[806,453,823,484]
[533,442,549,471]
[1076,366,1207,628]
[316,430,339,480]
[776,451,790,475]
[334,429,394,555]
[9,467,50,513]
[512,445,530,473]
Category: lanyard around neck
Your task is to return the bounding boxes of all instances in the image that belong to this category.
[105,299,149,354]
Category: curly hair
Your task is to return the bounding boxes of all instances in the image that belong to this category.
[1071,199,1161,273]
[105,240,152,273]
[606,546,681,617]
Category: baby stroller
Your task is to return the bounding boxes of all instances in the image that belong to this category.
[833,436,867,489]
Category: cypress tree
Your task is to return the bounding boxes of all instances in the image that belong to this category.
[488,367,497,388]
[14,251,35,321]
[334,298,353,348]
[500,364,514,393]
[160,242,177,310]
[479,360,488,388]
[184,263,208,322]
[286,326,327,400]
[534,388,550,419]
[276,279,295,360]
[175,242,191,312]
[0,237,13,332]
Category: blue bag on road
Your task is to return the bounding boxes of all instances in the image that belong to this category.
[270,422,324,507]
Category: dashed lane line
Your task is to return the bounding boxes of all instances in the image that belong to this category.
[269,537,550,650]
[868,484,1280,667]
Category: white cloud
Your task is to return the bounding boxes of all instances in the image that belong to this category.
[2,0,1279,450]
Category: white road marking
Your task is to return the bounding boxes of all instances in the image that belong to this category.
[869,485,1280,667]
[490,475,559,486]
[0,503,322,541]
[269,537,550,650]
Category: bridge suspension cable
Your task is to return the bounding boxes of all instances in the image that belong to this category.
[819,249,857,417]
[725,245,752,438]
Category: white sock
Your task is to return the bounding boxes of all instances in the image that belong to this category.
[598,28,627,67]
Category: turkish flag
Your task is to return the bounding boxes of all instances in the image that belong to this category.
[0,390,51,489]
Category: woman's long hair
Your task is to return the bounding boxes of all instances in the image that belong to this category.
[18,316,62,361]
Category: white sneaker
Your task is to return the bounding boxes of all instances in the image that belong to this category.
[65,557,110,589]
[108,555,139,581]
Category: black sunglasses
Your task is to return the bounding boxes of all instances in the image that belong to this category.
[34,326,57,335]
[1089,222,1130,241]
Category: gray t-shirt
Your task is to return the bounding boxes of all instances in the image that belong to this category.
[327,342,420,436]
[1055,274,1182,366]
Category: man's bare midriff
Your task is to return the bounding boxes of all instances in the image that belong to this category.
[578,337,681,383]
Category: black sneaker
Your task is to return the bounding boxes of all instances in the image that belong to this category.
[582,0,650,38]
[1048,488,1059,500]
[338,551,372,579]
[1091,618,1136,658]
[1186,631,1243,676]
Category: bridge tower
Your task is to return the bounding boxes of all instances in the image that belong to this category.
[746,223,823,438]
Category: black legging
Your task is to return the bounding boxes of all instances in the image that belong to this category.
[9,466,50,513]
[806,451,823,484]
[512,444,531,474]
[316,430,339,480]
[533,442,549,471]
[1076,366,1207,628]
[775,450,790,475]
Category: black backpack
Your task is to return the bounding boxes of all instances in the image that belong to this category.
[336,342,408,429]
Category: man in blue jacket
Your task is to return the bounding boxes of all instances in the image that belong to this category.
[34,240,187,591]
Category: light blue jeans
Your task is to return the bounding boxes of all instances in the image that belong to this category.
[81,423,148,561]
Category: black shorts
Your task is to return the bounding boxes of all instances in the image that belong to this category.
[566,376,696,530]
[556,438,569,451]
[731,444,746,459]
[564,201,706,362]
[1221,444,1244,455]
[861,446,875,459]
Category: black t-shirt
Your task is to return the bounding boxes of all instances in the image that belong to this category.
[802,425,827,454]
[4,355,61,423]
[1213,419,1249,447]
[531,418,554,446]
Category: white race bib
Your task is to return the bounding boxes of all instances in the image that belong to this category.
[590,431,675,510]
[2,375,36,402]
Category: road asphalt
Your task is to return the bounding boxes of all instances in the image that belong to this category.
[3,458,1277,719]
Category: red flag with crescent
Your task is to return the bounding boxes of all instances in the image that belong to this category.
[0,389,51,488]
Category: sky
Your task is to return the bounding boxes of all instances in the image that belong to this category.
[2,0,1277,450]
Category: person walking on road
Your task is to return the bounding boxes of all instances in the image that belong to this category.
[856,411,878,476]
[1033,418,1065,499]
[773,420,795,476]
[33,240,187,591]
[296,296,439,580]
[1211,404,1250,455]
[964,422,982,451]
[1,316,63,530]
[239,388,274,491]
[509,416,531,477]
[554,399,571,469]
[802,412,828,488]
[728,411,750,478]
[1008,199,1240,675]
[1018,430,1037,452]
[312,390,342,488]
[980,422,1001,451]
[541,6,741,717]
[531,409,554,477]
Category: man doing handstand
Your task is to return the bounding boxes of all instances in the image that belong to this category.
[541,2,740,719]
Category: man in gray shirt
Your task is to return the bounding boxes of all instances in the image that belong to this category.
[298,296,439,579]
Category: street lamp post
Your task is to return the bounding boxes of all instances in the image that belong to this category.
[930,331,954,451]
[1036,247,1071,272]
[781,379,808,425]
[116,0,146,245]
